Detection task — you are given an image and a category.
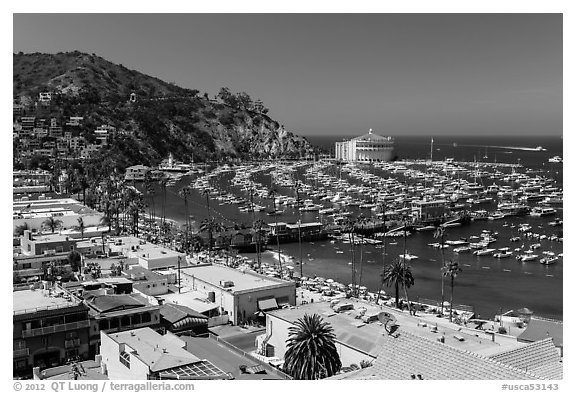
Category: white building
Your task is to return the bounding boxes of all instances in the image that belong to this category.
[100,328,229,380]
[177,265,296,325]
[335,129,395,162]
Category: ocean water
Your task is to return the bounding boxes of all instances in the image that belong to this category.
[143,135,563,320]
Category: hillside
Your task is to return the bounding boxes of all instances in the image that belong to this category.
[13,51,314,167]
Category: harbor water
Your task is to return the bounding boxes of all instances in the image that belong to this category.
[142,135,563,320]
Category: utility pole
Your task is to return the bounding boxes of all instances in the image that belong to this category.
[177,255,182,294]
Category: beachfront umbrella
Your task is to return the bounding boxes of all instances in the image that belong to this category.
[442,301,451,307]
[326,278,335,284]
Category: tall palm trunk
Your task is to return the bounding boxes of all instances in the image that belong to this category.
[377,203,387,304]
[450,276,455,322]
[206,192,212,255]
[402,223,412,315]
[357,226,365,297]
[348,230,356,295]
[440,231,446,315]
[273,198,282,273]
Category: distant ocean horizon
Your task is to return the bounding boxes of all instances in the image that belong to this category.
[305,134,563,169]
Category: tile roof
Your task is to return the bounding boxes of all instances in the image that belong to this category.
[342,329,541,380]
[517,318,563,348]
[85,294,146,313]
[490,338,562,379]
[160,303,208,324]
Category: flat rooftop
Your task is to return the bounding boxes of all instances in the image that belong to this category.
[13,287,82,315]
[182,264,292,292]
[106,328,200,371]
[268,298,518,357]
[160,289,220,314]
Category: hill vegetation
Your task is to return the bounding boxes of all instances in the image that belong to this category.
[13,51,314,169]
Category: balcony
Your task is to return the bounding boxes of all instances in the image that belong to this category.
[13,348,29,358]
[21,320,90,338]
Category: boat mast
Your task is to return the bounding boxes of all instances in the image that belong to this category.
[430,137,434,162]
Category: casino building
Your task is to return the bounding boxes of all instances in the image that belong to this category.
[335,129,395,162]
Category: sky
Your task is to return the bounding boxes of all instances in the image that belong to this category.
[12,13,563,136]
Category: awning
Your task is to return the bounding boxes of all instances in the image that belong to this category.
[173,316,208,330]
[257,298,278,311]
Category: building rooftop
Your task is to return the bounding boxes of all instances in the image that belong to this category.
[268,299,512,358]
[517,317,563,348]
[105,328,229,379]
[160,303,208,325]
[181,265,292,293]
[490,338,562,379]
[335,329,540,380]
[159,290,220,314]
[13,287,82,315]
[350,130,394,143]
[135,243,183,260]
[180,336,283,380]
[40,360,108,380]
[106,328,201,372]
[85,293,149,314]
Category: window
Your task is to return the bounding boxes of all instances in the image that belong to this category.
[22,263,31,269]
[14,340,26,350]
[119,351,130,368]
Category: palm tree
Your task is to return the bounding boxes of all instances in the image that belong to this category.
[252,219,267,271]
[199,218,225,257]
[14,221,29,237]
[382,259,415,309]
[376,201,387,304]
[283,314,341,380]
[75,217,86,239]
[268,186,283,273]
[159,175,169,227]
[434,225,447,314]
[99,215,112,255]
[67,250,82,273]
[294,179,304,278]
[144,172,156,231]
[342,217,357,295]
[355,214,369,296]
[442,261,463,322]
[42,216,63,233]
[178,186,191,251]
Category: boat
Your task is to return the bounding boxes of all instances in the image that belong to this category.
[493,251,513,258]
[446,239,469,246]
[399,253,419,261]
[530,206,557,217]
[415,225,436,232]
[517,254,538,262]
[548,219,563,227]
[453,246,471,253]
[548,156,562,163]
[474,248,496,256]
[540,256,558,265]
